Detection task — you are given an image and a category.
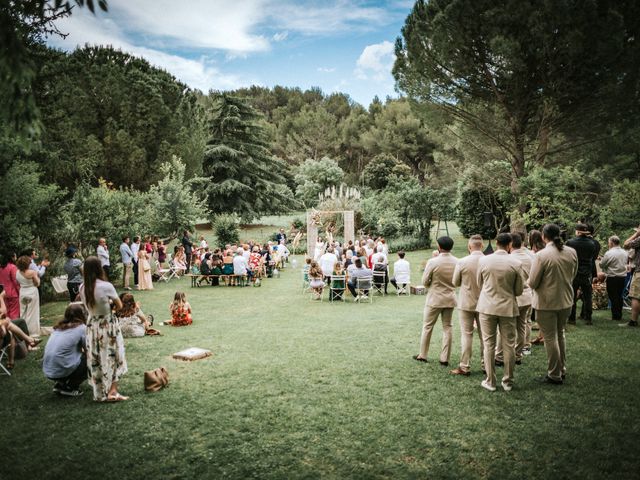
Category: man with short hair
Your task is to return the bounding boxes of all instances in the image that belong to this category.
[495,232,534,365]
[346,258,373,299]
[414,236,457,367]
[233,247,252,285]
[477,233,523,392]
[600,235,629,321]
[96,238,110,277]
[390,251,411,294]
[319,247,339,282]
[131,236,141,287]
[23,248,49,278]
[119,236,134,291]
[371,244,389,294]
[566,223,598,325]
[450,235,484,376]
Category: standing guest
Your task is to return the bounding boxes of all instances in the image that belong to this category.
[119,237,134,291]
[96,238,110,278]
[42,304,87,397]
[276,228,287,245]
[199,235,208,252]
[80,256,128,402]
[622,225,640,327]
[137,248,154,291]
[63,246,83,302]
[131,236,141,287]
[414,236,457,367]
[0,253,20,319]
[16,255,40,336]
[157,240,166,266]
[476,233,523,392]
[142,235,152,254]
[529,224,578,385]
[181,230,194,272]
[163,292,193,326]
[346,258,372,300]
[599,236,629,322]
[390,251,411,294]
[566,223,597,325]
[22,248,49,278]
[319,247,339,282]
[450,235,484,377]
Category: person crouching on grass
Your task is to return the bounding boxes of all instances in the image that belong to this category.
[162,292,193,326]
[42,303,88,397]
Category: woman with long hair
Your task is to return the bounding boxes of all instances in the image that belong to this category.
[137,247,154,291]
[0,252,20,319]
[80,256,128,402]
[529,223,578,385]
[308,261,325,300]
[164,292,192,326]
[16,255,40,336]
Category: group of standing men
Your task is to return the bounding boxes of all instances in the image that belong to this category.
[414,223,612,392]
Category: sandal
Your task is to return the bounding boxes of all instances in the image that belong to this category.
[29,338,42,349]
[105,392,129,402]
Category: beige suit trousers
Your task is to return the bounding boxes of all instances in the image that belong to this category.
[480,314,516,388]
[496,305,531,362]
[419,307,453,363]
[536,308,571,382]
[123,262,132,289]
[458,310,484,373]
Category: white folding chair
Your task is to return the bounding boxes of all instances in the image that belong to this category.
[329,274,346,303]
[301,266,310,293]
[0,338,13,376]
[355,276,373,303]
[396,278,411,296]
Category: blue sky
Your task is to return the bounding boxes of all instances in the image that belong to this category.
[46,1,415,107]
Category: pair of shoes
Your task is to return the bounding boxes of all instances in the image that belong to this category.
[413,355,427,363]
[501,381,513,392]
[361,294,368,299]
[161,321,171,326]
[439,361,449,367]
[53,382,66,393]
[537,375,563,385]
[495,360,504,367]
[522,347,532,356]
[618,320,638,327]
[59,388,83,397]
[481,380,496,392]
[449,367,470,376]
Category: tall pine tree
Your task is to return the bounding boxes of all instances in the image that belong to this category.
[203,93,290,221]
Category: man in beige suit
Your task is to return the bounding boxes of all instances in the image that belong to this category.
[414,236,457,366]
[450,235,485,376]
[496,233,534,365]
[529,224,578,385]
[477,233,523,392]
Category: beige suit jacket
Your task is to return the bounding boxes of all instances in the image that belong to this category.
[476,250,523,317]
[529,243,578,310]
[422,252,457,308]
[510,248,534,307]
[452,251,483,311]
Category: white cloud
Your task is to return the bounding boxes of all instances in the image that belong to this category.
[272,31,288,42]
[355,40,396,81]
[48,9,253,92]
[317,67,336,73]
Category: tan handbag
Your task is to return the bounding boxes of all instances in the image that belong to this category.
[144,367,169,392]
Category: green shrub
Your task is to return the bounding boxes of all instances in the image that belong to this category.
[388,235,431,253]
[212,214,240,246]
[455,187,505,239]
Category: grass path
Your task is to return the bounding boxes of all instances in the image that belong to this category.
[2,249,639,479]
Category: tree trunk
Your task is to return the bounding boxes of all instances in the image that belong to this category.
[510,132,527,233]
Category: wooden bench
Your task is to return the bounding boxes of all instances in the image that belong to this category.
[185,274,249,287]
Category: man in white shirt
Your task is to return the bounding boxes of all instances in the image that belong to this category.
[233,248,252,284]
[131,236,140,287]
[319,247,339,281]
[600,235,629,321]
[390,251,411,294]
[97,238,110,277]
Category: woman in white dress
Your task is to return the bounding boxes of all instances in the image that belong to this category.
[314,237,325,261]
[137,249,154,290]
[15,255,40,336]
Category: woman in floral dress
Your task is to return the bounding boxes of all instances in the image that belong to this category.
[80,256,128,402]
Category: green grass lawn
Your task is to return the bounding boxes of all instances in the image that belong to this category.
[2,247,639,479]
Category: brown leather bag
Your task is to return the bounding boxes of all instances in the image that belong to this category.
[144,367,169,392]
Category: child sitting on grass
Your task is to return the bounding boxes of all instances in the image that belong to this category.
[162,292,192,326]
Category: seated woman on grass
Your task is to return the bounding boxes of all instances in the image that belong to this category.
[1,291,41,370]
[163,292,192,326]
[116,293,153,338]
